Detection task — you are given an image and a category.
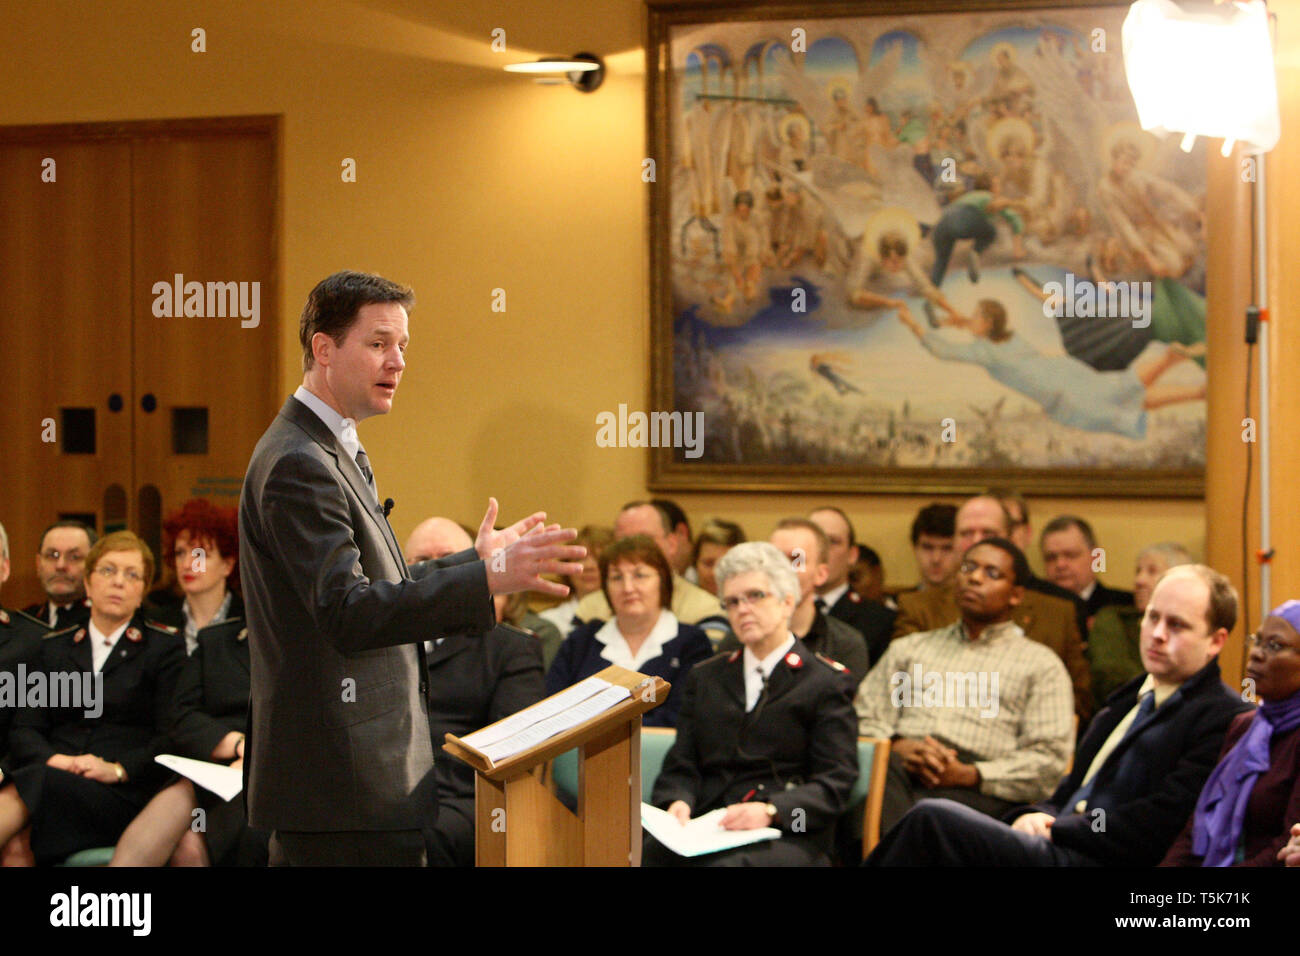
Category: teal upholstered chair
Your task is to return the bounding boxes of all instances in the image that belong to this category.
[58,847,115,866]
[553,726,677,804]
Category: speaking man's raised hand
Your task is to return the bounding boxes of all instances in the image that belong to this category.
[476,498,585,597]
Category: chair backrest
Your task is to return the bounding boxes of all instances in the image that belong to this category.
[553,727,678,804]
[851,737,891,859]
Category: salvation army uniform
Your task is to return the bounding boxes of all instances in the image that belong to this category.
[0,607,49,766]
[22,597,91,633]
[7,615,185,864]
[821,588,896,668]
[425,623,546,867]
[168,615,268,866]
[644,637,859,866]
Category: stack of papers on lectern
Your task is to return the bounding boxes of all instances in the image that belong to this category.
[461,675,631,763]
[155,754,243,802]
[640,804,781,857]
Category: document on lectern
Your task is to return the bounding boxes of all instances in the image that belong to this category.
[460,675,632,763]
[640,803,781,857]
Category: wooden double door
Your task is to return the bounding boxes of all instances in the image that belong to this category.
[0,116,281,607]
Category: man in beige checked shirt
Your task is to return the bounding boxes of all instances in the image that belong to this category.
[856,538,1075,836]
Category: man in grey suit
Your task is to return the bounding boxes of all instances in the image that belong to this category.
[239,271,583,866]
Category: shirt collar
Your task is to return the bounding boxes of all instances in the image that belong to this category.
[743,632,797,677]
[1138,673,1182,709]
[1079,580,1097,602]
[820,582,850,608]
[88,618,130,649]
[294,385,362,458]
[957,618,1023,645]
[595,609,678,669]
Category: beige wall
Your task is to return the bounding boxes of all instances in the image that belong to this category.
[3,0,1204,590]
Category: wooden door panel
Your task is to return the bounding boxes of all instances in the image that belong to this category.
[0,136,134,607]
[131,122,280,566]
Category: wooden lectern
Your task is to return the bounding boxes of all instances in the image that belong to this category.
[443,665,669,867]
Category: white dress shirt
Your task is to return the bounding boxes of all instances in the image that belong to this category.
[742,633,796,711]
[293,385,375,498]
[88,619,129,673]
[818,582,850,612]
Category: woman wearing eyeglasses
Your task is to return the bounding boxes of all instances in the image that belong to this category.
[1161,600,1300,867]
[545,535,712,728]
[643,541,858,866]
[0,531,184,865]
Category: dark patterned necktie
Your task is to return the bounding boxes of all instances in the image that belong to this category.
[354,447,375,490]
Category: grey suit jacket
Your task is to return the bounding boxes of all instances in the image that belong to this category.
[239,396,494,832]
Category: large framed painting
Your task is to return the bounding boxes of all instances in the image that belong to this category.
[646,0,1209,496]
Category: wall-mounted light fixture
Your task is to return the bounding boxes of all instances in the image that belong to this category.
[504,52,605,92]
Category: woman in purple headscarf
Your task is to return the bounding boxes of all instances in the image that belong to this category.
[1160,600,1300,867]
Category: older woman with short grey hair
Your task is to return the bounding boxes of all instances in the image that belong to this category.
[644,541,859,867]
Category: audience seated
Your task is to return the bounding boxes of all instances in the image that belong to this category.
[1160,600,1300,866]
[1041,514,1134,624]
[691,518,746,597]
[574,501,728,641]
[866,565,1251,866]
[894,495,1093,721]
[858,538,1075,836]
[906,503,959,594]
[1088,542,1192,713]
[643,542,858,866]
[548,535,712,727]
[403,518,547,867]
[0,532,185,865]
[109,501,263,866]
[809,506,896,667]
[24,521,95,632]
[718,519,869,679]
[0,521,49,771]
[536,525,614,637]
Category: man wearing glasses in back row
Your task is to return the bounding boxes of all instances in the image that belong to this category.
[24,521,96,632]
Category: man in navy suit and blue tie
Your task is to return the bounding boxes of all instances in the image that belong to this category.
[239,271,584,866]
[866,563,1251,866]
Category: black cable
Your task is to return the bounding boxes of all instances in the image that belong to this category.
[1242,336,1253,643]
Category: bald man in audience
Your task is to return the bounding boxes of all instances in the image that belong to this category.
[403,518,545,866]
[809,507,896,667]
[574,501,729,641]
[894,496,1092,721]
[867,564,1251,866]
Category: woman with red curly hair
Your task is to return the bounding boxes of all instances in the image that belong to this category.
[109,500,266,866]
[147,498,241,653]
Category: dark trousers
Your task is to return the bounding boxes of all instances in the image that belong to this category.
[929,203,998,287]
[880,750,1016,837]
[641,831,829,867]
[269,829,427,866]
[865,798,1102,866]
[426,798,473,867]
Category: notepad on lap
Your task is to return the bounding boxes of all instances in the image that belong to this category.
[155,754,243,802]
[640,803,780,857]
